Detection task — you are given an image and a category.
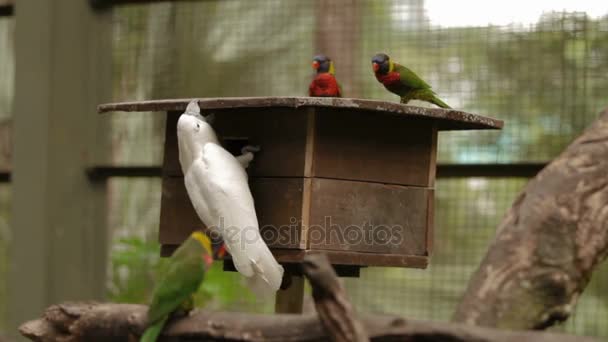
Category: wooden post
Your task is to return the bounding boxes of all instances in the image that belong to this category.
[8,0,111,336]
[275,275,305,314]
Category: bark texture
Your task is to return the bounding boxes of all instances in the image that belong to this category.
[19,302,600,342]
[301,253,368,342]
[454,109,608,329]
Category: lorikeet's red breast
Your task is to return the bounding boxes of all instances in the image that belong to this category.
[309,73,342,97]
[309,54,342,97]
[375,71,405,94]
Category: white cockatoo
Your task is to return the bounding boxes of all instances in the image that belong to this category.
[176,100,284,296]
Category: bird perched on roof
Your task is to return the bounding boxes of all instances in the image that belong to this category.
[141,231,224,342]
[371,53,450,108]
[176,100,284,297]
[309,55,342,97]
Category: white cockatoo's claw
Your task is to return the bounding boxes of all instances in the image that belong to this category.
[205,113,216,125]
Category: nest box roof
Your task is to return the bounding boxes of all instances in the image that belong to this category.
[98,97,503,131]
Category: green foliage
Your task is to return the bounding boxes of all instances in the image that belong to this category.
[107,235,258,311]
[107,236,163,304]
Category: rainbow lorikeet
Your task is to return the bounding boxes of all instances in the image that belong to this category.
[140,231,225,342]
[371,53,450,108]
[309,55,342,97]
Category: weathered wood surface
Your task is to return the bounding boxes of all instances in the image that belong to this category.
[161,246,429,269]
[454,108,608,329]
[313,108,436,186]
[163,108,310,177]
[159,177,305,248]
[308,178,430,255]
[19,302,599,342]
[302,253,368,342]
[97,97,504,131]
[275,275,305,314]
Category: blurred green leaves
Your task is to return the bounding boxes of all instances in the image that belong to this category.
[107,235,257,311]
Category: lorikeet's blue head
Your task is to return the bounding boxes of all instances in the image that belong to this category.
[372,53,391,74]
[312,55,334,74]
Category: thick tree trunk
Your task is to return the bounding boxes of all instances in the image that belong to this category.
[19,302,600,342]
[454,109,608,329]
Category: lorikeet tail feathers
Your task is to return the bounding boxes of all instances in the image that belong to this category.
[140,316,168,342]
[430,95,451,109]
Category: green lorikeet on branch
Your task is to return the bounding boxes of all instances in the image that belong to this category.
[140,231,225,342]
[371,53,450,108]
[309,55,342,97]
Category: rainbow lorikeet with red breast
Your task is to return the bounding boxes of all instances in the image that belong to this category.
[309,55,342,97]
[372,53,450,108]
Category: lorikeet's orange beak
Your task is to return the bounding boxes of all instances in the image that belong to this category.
[373,62,379,72]
[312,61,320,70]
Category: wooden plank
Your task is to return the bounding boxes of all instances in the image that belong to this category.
[308,178,430,256]
[159,177,304,248]
[163,108,309,177]
[250,178,304,249]
[428,124,438,187]
[312,108,435,187]
[97,97,504,131]
[161,246,428,269]
[275,276,305,314]
[426,188,435,255]
[272,249,429,269]
[9,2,111,336]
[299,178,313,250]
[159,177,205,245]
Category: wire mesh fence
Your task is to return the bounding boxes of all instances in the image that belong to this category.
[104,1,608,338]
[0,0,607,338]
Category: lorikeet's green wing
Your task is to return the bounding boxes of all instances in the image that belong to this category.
[337,81,343,97]
[394,63,432,90]
[146,238,206,324]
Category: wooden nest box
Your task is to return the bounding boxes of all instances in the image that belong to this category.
[99,97,502,272]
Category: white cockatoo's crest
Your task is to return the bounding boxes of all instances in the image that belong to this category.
[185,99,200,114]
[176,103,284,297]
[184,99,207,122]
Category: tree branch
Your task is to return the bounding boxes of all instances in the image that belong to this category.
[302,253,368,342]
[19,302,600,342]
[454,108,608,329]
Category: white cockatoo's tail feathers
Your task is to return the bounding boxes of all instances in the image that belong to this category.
[245,243,284,297]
